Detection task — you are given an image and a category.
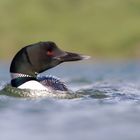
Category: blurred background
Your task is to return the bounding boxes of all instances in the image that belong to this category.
[1,1,140,140]
[0,0,140,60]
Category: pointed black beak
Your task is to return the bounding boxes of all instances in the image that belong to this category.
[54,51,90,62]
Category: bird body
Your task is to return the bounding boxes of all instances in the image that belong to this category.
[10,41,87,91]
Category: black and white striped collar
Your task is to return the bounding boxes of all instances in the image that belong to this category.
[10,73,38,87]
[10,73,33,80]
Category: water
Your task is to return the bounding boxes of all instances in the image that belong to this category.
[0,60,140,140]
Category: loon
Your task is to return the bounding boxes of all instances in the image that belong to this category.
[10,41,87,91]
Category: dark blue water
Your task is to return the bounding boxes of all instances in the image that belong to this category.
[0,60,140,140]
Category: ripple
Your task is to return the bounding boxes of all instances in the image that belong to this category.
[75,81,140,103]
[0,84,82,99]
[1,79,140,103]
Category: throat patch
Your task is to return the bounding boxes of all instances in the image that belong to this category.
[11,73,32,79]
[11,77,37,87]
[10,73,37,87]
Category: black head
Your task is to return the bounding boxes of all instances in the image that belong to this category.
[10,41,87,77]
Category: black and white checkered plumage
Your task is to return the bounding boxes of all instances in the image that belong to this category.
[37,75,68,91]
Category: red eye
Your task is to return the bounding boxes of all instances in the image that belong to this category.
[47,50,53,56]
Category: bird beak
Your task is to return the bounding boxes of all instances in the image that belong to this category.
[54,51,90,62]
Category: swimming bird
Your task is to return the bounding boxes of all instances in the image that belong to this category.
[10,41,87,91]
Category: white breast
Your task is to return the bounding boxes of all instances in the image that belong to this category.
[18,80,49,90]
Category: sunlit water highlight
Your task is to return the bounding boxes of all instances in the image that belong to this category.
[0,60,140,140]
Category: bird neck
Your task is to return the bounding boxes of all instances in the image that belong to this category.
[10,72,38,87]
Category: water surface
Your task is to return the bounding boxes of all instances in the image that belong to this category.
[0,60,140,140]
